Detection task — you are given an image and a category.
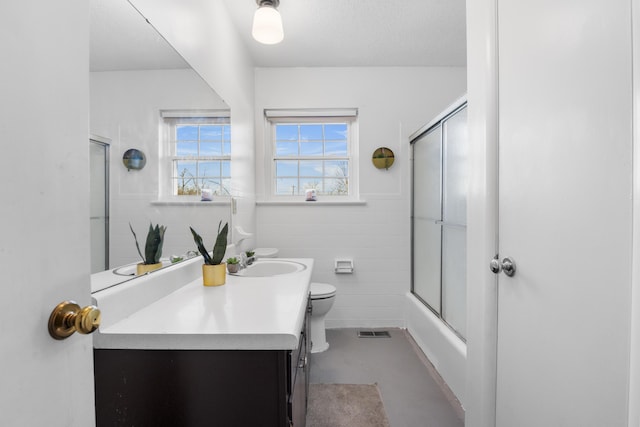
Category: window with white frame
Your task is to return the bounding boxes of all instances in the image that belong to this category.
[265,109,358,199]
[161,111,231,198]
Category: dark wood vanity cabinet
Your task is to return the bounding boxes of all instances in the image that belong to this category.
[94,298,311,427]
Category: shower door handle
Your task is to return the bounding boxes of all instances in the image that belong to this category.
[490,256,516,277]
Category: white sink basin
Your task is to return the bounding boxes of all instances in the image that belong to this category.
[233,259,306,277]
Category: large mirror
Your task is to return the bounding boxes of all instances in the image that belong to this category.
[90,0,232,290]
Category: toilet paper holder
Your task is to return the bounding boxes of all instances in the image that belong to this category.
[334,259,354,274]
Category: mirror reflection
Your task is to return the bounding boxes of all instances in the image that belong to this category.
[90,0,231,289]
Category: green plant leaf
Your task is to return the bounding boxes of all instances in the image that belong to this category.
[190,226,213,264]
[210,221,228,265]
[129,223,145,264]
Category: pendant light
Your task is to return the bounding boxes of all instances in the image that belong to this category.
[252,0,284,45]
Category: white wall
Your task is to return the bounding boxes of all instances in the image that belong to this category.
[255,67,466,328]
[90,69,231,268]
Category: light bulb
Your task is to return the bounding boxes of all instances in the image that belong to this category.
[252,4,284,45]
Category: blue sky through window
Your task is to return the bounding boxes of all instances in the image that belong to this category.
[273,122,349,195]
[172,122,230,196]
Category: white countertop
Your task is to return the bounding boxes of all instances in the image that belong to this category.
[92,258,313,351]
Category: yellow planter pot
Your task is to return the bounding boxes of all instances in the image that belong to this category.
[136,262,162,275]
[202,263,226,286]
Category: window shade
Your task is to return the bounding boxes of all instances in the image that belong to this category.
[264,108,358,118]
[161,109,230,119]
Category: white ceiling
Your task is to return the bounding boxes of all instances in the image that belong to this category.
[90,0,188,72]
[90,0,466,71]
[222,0,467,67]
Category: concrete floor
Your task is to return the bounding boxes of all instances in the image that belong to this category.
[310,328,465,427]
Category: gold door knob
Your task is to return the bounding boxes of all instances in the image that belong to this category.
[48,301,101,340]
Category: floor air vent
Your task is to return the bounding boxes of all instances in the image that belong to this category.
[357,330,391,338]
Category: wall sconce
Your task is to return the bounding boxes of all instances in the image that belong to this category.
[372,147,395,170]
[122,148,146,171]
[252,0,284,45]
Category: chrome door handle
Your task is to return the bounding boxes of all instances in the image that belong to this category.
[490,256,516,277]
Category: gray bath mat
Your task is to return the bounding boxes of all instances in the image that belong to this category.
[307,383,391,427]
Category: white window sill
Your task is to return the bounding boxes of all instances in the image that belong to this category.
[151,200,231,206]
[256,199,367,206]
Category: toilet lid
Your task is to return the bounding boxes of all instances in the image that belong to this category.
[311,282,336,298]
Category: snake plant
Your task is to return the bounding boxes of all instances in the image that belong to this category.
[130,222,167,265]
[190,221,228,265]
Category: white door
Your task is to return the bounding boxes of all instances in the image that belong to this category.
[0,2,95,426]
[495,1,633,426]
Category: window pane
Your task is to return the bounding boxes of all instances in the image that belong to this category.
[223,142,231,156]
[176,141,198,156]
[276,142,299,156]
[300,160,322,177]
[199,161,220,177]
[324,160,348,178]
[200,141,223,156]
[200,125,223,141]
[300,142,323,156]
[276,178,300,195]
[174,160,197,178]
[200,177,221,190]
[325,141,347,156]
[177,125,198,140]
[325,124,348,140]
[173,178,199,195]
[276,124,298,141]
[221,160,230,177]
[300,178,322,191]
[300,124,323,141]
[324,178,349,195]
[275,160,298,176]
[223,125,231,141]
[221,178,231,195]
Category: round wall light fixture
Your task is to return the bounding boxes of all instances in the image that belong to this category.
[372,147,395,170]
[122,149,146,171]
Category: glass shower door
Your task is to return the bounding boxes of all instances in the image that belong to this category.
[441,107,468,338]
[412,126,443,313]
[411,103,468,339]
[90,138,109,273]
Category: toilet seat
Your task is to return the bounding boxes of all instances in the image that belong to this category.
[310,282,336,299]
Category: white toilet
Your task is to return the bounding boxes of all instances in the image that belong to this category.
[309,282,336,353]
[254,248,279,258]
